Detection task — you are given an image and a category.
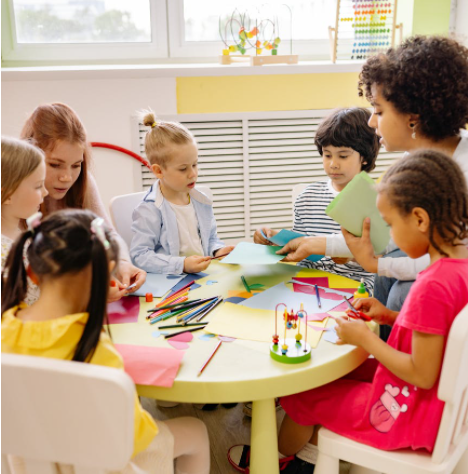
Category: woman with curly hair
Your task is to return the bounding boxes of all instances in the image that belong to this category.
[279,36,468,333]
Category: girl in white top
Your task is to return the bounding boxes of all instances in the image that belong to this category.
[1,137,48,305]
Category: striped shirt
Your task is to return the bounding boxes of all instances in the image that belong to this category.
[293,180,375,290]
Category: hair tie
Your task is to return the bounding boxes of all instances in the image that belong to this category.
[26,212,42,233]
[90,217,110,250]
[151,121,158,128]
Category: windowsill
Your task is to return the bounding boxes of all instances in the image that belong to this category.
[1,60,365,81]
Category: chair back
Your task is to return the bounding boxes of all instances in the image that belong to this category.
[432,303,468,463]
[110,186,213,247]
[1,354,135,472]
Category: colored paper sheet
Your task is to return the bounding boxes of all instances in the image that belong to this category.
[107,296,140,324]
[325,172,390,254]
[225,296,247,304]
[114,344,184,387]
[205,302,325,348]
[261,229,324,262]
[167,272,208,296]
[294,270,361,289]
[220,242,285,265]
[131,273,184,297]
[323,328,339,344]
[239,282,344,314]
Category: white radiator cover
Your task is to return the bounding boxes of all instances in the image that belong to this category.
[135,110,402,242]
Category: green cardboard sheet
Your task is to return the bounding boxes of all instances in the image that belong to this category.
[325,172,390,254]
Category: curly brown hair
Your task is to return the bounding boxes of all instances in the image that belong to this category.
[378,150,468,257]
[358,36,468,141]
[315,107,380,172]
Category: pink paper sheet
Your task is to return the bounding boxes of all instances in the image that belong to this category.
[115,344,184,387]
[292,277,355,301]
[107,296,140,324]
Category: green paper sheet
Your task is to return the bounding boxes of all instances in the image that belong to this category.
[220,242,285,265]
[325,172,390,254]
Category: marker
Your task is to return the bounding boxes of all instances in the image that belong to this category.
[314,284,321,309]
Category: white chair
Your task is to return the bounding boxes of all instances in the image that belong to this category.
[109,186,212,247]
[315,303,468,474]
[2,354,135,474]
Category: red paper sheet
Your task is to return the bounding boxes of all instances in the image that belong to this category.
[115,344,184,388]
[107,296,140,324]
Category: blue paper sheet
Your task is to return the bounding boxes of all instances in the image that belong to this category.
[260,229,324,262]
[220,242,285,265]
[239,282,344,313]
[131,273,184,297]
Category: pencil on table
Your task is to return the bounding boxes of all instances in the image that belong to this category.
[198,340,222,376]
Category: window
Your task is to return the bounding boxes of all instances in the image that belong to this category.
[1,0,337,65]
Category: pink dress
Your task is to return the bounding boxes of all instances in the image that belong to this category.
[281,258,468,452]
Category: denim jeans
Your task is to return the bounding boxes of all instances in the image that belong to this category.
[374,248,414,341]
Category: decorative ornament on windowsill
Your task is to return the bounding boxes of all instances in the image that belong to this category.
[219,5,298,66]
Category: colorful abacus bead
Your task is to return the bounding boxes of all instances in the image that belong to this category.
[272,334,280,345]
[295,333,303,342]
[281,344,288,355]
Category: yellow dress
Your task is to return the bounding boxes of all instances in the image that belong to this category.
[1,305,158,458]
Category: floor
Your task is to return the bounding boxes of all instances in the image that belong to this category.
[140,398,351,474]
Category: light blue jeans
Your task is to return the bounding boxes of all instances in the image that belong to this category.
[374,248,414,341]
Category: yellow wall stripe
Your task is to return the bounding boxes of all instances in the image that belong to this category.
[176,73,368,114]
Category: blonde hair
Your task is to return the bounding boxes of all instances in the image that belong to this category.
[141,110,195,167]
[1,136,44,205]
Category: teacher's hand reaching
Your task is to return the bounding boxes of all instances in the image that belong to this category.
[276,236,320,262]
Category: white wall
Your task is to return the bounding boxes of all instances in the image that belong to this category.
[1,76,177,211]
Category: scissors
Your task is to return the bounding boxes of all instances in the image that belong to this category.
[343,296,372,321]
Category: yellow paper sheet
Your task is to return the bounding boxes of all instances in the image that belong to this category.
[295,269,361,289]
[205,302,326,348]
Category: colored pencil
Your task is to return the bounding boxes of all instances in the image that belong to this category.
[148,296,217,313]
[210,250,232,260]
[146,295,189,319]
[149,305,192,324]
[314,284,321,309]
[198,340,222,376]
[179,299,218,323]
[195,297,223,322]
[164,325,207,339]
[155,289,189,308]
[158,322,207,329]
[241,275,251,293]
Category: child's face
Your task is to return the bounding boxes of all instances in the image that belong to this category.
[368,84,415,152]
[5,160,48,219]
[153,142,199,194]
[377,192,429,259]
[322,145,363,191]
[45,140,84,201]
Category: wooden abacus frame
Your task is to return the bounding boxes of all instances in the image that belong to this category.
[329,0,403,63]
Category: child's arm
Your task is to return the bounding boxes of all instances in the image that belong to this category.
[335,319,445,389]
[130,201,186,275]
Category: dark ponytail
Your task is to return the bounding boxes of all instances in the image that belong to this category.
[1,231,34,314]
[1,209,119,363]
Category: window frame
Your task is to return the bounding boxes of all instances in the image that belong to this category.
[1,0,168,64]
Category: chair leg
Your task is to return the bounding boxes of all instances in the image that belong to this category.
[349,465,382,474]
[453,446,468,474]
[315,452,339,474]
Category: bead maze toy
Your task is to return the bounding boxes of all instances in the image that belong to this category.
[270,303,311,364]
[328,0,402,63]
[219,6,297,66]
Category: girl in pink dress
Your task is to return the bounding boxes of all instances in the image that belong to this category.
[276,149,468,470]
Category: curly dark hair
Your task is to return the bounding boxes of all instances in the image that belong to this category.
[378,150,468,257]
[314,107,380,172]
[358,36,468,141]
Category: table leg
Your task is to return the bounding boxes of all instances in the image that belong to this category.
[250,398,279,474]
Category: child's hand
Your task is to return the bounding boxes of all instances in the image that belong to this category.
[253,227,277,245]
[335,317,370,346]
[341,218,379,273]
[184,255,211,273]
[214,246,235,259]
[353,297,399,326]
[108,279,128,302]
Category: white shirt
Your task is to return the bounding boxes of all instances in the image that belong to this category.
[168,200,204,257]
